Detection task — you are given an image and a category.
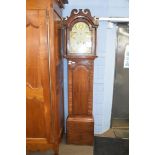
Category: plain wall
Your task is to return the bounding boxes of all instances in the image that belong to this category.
[63,0,129,134]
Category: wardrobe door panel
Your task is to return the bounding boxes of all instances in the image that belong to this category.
[26,10,52,141]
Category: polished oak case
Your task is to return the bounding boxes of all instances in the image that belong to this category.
[63,9,98,145]
[26,0,68,154]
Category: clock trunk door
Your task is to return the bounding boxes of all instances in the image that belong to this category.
[68,61,92,115]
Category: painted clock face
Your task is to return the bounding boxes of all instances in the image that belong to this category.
[69,22,92,54]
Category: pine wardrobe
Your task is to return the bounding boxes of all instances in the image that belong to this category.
[26,0,68,154]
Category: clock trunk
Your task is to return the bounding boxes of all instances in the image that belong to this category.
[67,59,94,145]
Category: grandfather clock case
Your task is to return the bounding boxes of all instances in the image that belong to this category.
[63,9,99,145]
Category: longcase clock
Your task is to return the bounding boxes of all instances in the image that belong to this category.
[63,9,99,145]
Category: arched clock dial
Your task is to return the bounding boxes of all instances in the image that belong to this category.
[69,22,92,54]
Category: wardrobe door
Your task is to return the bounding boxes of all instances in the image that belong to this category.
[26,10,52,143]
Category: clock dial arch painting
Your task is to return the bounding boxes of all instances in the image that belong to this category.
[69,21,92,54]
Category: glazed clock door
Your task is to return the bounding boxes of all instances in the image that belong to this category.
[26,10,52,143]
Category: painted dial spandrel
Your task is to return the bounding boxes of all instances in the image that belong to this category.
[69,22,92,54]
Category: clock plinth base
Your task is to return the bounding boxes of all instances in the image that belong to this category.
[66,116,94,145]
